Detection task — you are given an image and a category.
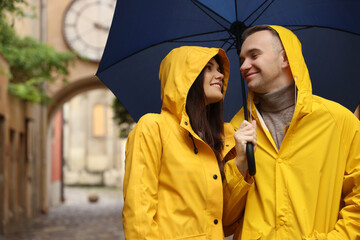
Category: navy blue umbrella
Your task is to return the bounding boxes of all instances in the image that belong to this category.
[96,0,360,175]
[97,0,360,123]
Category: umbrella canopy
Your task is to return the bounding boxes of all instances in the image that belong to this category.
[96,0,360,122]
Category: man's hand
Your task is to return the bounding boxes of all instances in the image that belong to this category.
[234,120,257,178]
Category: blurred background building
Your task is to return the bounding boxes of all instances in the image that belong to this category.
[0,0,131,235]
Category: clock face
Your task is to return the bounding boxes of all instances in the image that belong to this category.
[63,0,116,62]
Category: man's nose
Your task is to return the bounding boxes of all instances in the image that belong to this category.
[240,59,250,72]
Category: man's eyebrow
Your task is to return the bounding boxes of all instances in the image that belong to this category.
[246,48,261,54]
[240,48,261,60]
[207,61,214,65]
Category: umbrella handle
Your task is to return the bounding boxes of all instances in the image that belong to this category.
[246,142,256,176]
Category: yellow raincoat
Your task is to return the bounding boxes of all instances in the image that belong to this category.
[123,46,250,239]
[229,26,360,239]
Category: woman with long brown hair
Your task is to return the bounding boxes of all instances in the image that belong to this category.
[186,54,227,179]
[122,46,256,239]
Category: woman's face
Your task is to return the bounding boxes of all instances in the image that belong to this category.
[203,58,224,105]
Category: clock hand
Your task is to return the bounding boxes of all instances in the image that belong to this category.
[94,22,110,32]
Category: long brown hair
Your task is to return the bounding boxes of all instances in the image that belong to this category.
[186,55,225,179]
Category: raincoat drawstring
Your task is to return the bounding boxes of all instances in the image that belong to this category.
[189,133,198,154]
[283,77,298,135]
[250,92,253,122]
[294,77,297,105]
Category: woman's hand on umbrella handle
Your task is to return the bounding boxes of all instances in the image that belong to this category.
[234,120,257,178]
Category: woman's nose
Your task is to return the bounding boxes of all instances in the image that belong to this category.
[216,71,224,79]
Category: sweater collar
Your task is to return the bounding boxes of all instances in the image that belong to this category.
[253,82,296,112]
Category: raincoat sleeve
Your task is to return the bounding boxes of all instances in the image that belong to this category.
[122,114,162,239]
[222,159,252,236]
[307,117,360,240]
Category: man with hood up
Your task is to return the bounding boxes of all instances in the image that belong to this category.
[227,25,360,239]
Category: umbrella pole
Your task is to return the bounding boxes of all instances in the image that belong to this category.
[234,20,256,176]
[238,58,256,176]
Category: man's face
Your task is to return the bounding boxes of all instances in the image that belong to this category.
[240,30,286,94]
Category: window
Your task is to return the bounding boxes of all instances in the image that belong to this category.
[92,104,105,137]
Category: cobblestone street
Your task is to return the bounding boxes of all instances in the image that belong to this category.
[1,187,125,240]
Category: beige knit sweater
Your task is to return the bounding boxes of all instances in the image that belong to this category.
[253,82,296,150]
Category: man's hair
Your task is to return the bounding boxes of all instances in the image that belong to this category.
[242,25,284,52]
[242,25,280,41]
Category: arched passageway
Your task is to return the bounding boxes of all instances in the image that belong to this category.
[46,76,127,207]
[47,76,107,123]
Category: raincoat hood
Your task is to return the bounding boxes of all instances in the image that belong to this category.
[240,25,313,121]
[269,25,312,115]
[270,25,312,92]
[159,46,230,121]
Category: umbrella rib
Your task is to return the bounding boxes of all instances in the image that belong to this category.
[284,26,312,31]
[191,0,231,32]
[170,29,228,39]
[221,36,236,49]
[235,0,239,22]
[248,0,276,26]
[225,41,236,52]
[172,38,231,43]
[242,0,273,25]
[97,30,229,74]
[283,25,360,36]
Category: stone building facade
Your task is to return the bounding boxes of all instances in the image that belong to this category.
[1,0,126,235]
[0,54,46,234]
[61,89,126,188]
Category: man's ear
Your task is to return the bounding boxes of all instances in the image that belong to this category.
[281,50,290,68]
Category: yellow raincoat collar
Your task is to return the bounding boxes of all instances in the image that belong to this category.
[159,46,230,135]
[247,25,313,121]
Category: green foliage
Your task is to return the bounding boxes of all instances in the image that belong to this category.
[0,1,75,103]
[0,0,27,17]
[8,78,49,103]
[112,98,135,138]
